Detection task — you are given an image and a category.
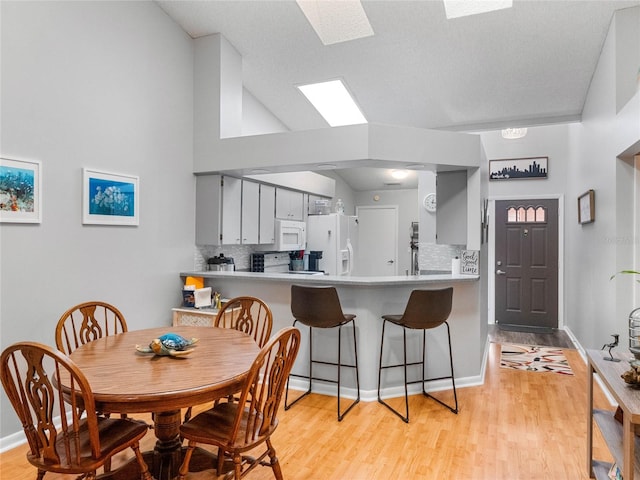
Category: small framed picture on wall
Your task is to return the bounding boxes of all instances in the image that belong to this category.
[82,168,139,226]
[0,157,42,223]
[578,189,595,224]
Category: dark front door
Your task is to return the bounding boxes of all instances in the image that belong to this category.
[495,199,559,329]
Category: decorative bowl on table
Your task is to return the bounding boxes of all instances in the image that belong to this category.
[136,333,199,357]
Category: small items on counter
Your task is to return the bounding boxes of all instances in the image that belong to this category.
[194,287,212,308]
[184,276,204,289]
[451,256,461,274]
[207,254,235,271]
[289,250,304,271]
[183,276,207,308]
[621,359,640,385]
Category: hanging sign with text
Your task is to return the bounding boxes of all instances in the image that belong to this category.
[461,250,479,275]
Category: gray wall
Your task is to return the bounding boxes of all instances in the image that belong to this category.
[480,8,640,350]
[0,1,195,442]
[564,6,639,350]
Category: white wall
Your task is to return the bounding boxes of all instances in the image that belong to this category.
[354,189,419,275]
[242,88,289,136]
[481,124,571,197]
[479,8,640,349]
[565,8,640,350]
[0,1,195,442]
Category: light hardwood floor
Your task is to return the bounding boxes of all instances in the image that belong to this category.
[0,343,614,480]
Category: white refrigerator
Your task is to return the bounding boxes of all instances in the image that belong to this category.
[306,214,358,276]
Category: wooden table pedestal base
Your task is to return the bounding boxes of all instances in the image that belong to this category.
[96,410,220,480]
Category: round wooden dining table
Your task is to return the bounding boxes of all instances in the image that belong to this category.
[67,325,261,480]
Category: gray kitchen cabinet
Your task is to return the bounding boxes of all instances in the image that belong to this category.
[196,175,242,245]
[241,180,260,244]
[275,187,304,220]
[259,184,276,244]
[436,170,467,245]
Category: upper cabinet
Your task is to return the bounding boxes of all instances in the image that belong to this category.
[275,188,304,221]
[241,180,260,244]
[196,175,241,245]
[197,175,311,246]
[436,170,468,245]
[259,184,276,244]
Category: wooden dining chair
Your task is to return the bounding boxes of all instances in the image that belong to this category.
[178,327,301,480]
[0,341,152,480]
[55,301,128,355]
[183,296,274,424]
[214,296,273,348]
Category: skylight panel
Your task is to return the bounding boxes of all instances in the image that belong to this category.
[443,0,513,19]
[298,79,367,127]
[296,0,374,46]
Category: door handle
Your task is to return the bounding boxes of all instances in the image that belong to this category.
[387,260,394,264]
[496,269,506,275]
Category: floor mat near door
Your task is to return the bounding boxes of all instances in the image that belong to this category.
[488,324,574,349]
[500,343,574,375]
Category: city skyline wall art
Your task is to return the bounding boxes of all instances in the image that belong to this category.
[489,157,548,180]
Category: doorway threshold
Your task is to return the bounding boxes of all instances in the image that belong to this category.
[497,323,556,334]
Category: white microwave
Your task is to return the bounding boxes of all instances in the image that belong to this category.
[272,219,306,251]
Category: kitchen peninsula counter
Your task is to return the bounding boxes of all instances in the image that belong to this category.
[180,270,479,286]
[179,270,485,403]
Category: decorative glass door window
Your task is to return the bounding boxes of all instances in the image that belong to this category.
[506,205,547,223]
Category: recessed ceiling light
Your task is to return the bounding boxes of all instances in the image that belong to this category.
[296,0,374,46]
[406,163,427,169]
[391,169,409,179]
[298,79,367,127]
[249,168,271,174]
[501,128,528,139]
[443,0,513,19]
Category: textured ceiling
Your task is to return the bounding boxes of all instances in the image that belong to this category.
[156,0,639,190]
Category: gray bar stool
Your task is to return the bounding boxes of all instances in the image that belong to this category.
[377,287,458,423]
[285,284,360,421]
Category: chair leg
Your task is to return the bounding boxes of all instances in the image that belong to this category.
[267,438,284,480]
[337,321,360,421]
[216,446,226,476]
[285,322,313,410]
[178,442,196,480]
[131,442,153,480]
[233,452,243,480]
[377,320,410,423]
[421,321,459,414]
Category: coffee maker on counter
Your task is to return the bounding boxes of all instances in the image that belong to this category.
[308,251,323,272]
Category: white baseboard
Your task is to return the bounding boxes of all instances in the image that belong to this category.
[564,325,617,407]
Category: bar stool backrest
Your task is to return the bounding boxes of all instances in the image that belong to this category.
[401,287,454,330]
[291,285,350,328]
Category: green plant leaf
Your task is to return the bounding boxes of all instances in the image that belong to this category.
[610,270,640,282]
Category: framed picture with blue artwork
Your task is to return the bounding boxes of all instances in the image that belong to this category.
[0,157,42,223]
[82,168,139,226]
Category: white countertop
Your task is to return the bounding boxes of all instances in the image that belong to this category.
[180,270,479,287]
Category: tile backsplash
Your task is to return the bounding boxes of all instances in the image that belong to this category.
[194,245,254,271]
[419,243,464,272]
[194,242,464,274]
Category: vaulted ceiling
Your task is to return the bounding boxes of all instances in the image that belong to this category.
[156,0,639,190]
